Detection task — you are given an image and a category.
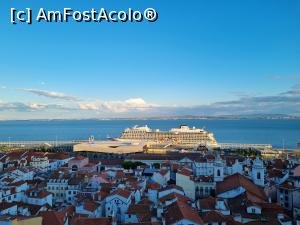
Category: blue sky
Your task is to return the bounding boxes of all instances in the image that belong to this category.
[1,0,300,119]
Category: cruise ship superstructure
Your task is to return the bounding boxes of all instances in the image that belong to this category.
[118,125,219,149]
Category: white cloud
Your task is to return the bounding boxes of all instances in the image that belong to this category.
[2,85,300,118]
[79,102,103,110]
[29,103,46,110]
[21,89,79,101]
[125,98,147,107]
[78,98,155,113]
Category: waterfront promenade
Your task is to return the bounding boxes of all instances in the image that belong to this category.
[0,140,273,150]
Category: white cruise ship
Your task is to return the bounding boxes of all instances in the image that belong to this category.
[118,125,219,149]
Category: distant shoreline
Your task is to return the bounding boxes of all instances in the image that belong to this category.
[1,115,300,122]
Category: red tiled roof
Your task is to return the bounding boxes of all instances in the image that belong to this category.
[159,192,191,204]
[194,157,207,163]
[216,173,267,201]
[71,217,111,225]
[199,196,216,210]
[278,181,295,190]
[97,190,110,200]
[7,151,27,160]
[2,177,15,183]
[272,159,288,170]
[110,188,131,199]
[46,153,69,160]
[177,168,192,177]
[128,205,149,214]
[115,171,126,179]
[71,156,87,161]
[83,201,99,212]
[158,169,169,176]
[268,168,285,178]
[202,211,226,223]
[193,175,213,182]
[161,161,171,167]
[26,190,52,199]
[0,202,17,211]
[39,211,66,225]
[147,182,161,190]
[259,202,286,218]
[9,180,27,187]
[164,201,204,225]
[160,185,184,193]
[17,202,51,215]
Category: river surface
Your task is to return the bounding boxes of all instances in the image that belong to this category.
[0,119,299,149]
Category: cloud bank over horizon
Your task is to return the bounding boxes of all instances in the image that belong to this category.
[0,85,299,120]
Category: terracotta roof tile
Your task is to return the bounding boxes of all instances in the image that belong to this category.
[158,169,169,176]
[177,168,192,177]
[159,193,191,204]
[160,185,184,193]
[278,181,296,190]
[71,217,111,225]
[216,173,267,201]
[147,182,161,190]
[83,201,99,212]
[164,201,204,225]
[199,196,216,210]
[0,202,17,211]
[110,188,131,199]
[40,211,66,225]
[202,211,226,223]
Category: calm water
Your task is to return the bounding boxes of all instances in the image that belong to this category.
[0,119,299,149]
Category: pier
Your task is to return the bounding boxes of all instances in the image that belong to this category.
[0,140,83,152]
[218,143,272,150]
[0,140,273,151]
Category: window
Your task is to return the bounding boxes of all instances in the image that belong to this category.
[217,169,221,176]
[251,208,255,213]
[72,165,78,171]
[257,172,261,180]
